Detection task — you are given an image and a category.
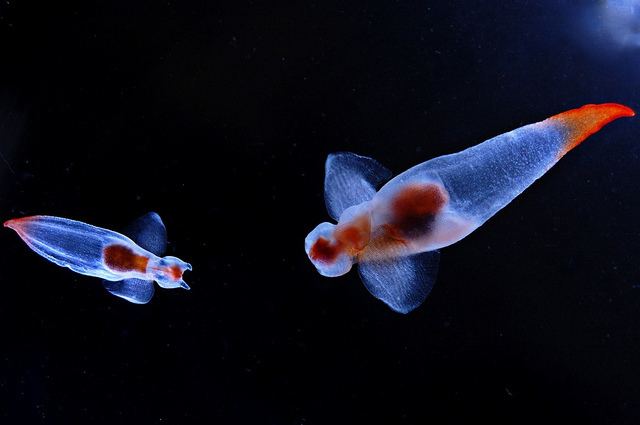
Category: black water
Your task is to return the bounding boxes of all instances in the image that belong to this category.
[1,1,640,424]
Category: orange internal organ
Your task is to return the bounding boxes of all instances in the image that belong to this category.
[103,244,149,273]
[170,265,184,280]
[309,237,341,264]
[310,214,371,264]
[357,183,449,262]
[335,214,371,253]
[388,182,449,238]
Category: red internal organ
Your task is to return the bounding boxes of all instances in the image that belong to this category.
[309,237,341,264]
[103,244,149,273]
[170,265,183,280]
[388,182,449,238]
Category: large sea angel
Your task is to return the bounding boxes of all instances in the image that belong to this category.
[4,212,192,304]
[305,103,635,313]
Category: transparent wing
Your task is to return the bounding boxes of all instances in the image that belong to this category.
[324,152,392,221]
[103,278,155,304]
[358,250,440,314]
[124,212,167,256]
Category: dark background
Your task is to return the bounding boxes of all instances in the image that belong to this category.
[1,0,640,424]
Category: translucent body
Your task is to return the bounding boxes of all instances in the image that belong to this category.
[4,213,192,303]
[305,103,634,313]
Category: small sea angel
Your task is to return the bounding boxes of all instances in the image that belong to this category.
[4,212,192,304]
[305,103,635,313]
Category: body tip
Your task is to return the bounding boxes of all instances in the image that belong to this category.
[4,217,29,229]
[595,102,635,118]
[550,103,635,157]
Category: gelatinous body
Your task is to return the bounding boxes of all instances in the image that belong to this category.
[305,103,634,313]
[4,212,192,304]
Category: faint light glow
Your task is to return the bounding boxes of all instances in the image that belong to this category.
[600,0,640,47]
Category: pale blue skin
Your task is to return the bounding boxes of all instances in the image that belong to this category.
[376,119,567,248]
[307,120,567,276]
[4,213,192,304]
[305,104,633,313]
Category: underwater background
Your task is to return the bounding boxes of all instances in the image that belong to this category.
[1,0,640,424]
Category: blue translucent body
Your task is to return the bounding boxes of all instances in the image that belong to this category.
[5,213,192,304]
[305,104,633,313]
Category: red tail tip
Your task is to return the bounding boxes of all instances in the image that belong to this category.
[550,103,635,157]
[4,216,35,229]
[600,103,635,118]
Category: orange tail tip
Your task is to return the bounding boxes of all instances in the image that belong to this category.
[4,216,36,229]
[4,218,22,228]
[549,103,635,158]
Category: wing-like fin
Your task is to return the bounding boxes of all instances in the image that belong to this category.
[358,250,440,314]
[324,152,392,221]
[103,278,155,304]
[124,212,167,256]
